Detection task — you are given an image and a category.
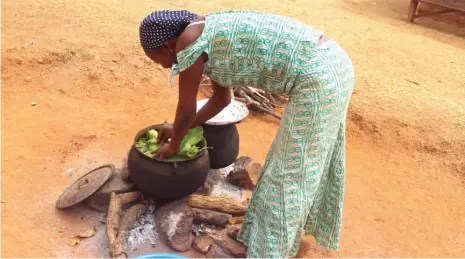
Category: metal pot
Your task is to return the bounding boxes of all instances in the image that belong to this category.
[127,124,210,202]
[202,123,239,169]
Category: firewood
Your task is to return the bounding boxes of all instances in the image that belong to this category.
[210,230,247,258]
[230,216,244,225]
[192,208,232,226]
[186,194,247,215]
[107,192,124,258]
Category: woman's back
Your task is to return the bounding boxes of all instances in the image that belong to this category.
[174,10,324,94]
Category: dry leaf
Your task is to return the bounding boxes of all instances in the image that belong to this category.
[68,236,81,247]
[68,226,97,247]
[78,226,96,238]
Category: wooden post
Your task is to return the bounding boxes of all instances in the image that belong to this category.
[408,0,420,22]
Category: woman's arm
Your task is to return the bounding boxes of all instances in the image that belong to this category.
[169,58,204,150]
[190,81,231,128]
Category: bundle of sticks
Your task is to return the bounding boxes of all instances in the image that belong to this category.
[199,76,286,120]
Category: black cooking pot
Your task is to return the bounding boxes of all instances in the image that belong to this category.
[202,123,239,169]
[127,124,210,202]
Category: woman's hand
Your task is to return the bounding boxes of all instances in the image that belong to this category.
[153,142,178,160]
[157,123,173,144]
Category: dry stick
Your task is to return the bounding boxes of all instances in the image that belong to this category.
[107,192,123,258]
[236,89,282,120]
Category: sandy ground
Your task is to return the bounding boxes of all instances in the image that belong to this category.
[1,0,465,257]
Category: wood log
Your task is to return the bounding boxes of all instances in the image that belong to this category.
[192,208,232,226]
[210,230,247,258]
[230,216,244,225]
[106,192,124,258]
[186,194,247,215]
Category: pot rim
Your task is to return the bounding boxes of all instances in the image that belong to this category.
[133,124,208,164]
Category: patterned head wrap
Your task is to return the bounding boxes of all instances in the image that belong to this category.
[139,10,198,53]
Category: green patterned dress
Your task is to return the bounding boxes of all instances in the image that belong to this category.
[171,10,354,258]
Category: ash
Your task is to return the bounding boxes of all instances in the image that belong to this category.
[124,202,159,251]
[208,167,242,200]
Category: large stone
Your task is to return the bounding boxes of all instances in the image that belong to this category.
[154,200,194,252]
[227,156,261,190]
[192,235,214,254]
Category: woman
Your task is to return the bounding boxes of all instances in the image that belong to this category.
[140,10,354,258]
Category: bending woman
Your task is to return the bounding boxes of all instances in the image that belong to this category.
[139,10,354,258]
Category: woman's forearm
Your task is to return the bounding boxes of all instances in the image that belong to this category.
[171,106,196,149]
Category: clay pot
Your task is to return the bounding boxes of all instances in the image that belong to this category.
[127,124,210,202]
[202,123,239,169]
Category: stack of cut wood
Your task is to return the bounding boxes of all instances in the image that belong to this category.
[234,86,284,120]
[199,76,286,120]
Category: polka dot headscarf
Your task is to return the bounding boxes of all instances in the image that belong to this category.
[139,10,198,53]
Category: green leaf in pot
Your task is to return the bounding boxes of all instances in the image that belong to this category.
[135,126,205,161]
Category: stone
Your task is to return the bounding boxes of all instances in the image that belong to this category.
[240,189,253,206]
[227,156,261,190]
[206,244,233,258]
[192,235,214,254]
[227,225,241,241]
[155,200,194,252]
[197,171,220,195]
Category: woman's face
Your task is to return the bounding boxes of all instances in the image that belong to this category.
[146,45,175,69]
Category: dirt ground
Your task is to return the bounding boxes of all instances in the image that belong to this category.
[1,0,464,257]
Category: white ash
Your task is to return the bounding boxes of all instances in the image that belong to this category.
[125,202,159,251]
[166,211,183,240]
[211,178,242,200]
[210,164,234,177]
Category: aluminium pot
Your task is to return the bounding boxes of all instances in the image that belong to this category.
[202,123,239,169]
[127,124,210,202]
